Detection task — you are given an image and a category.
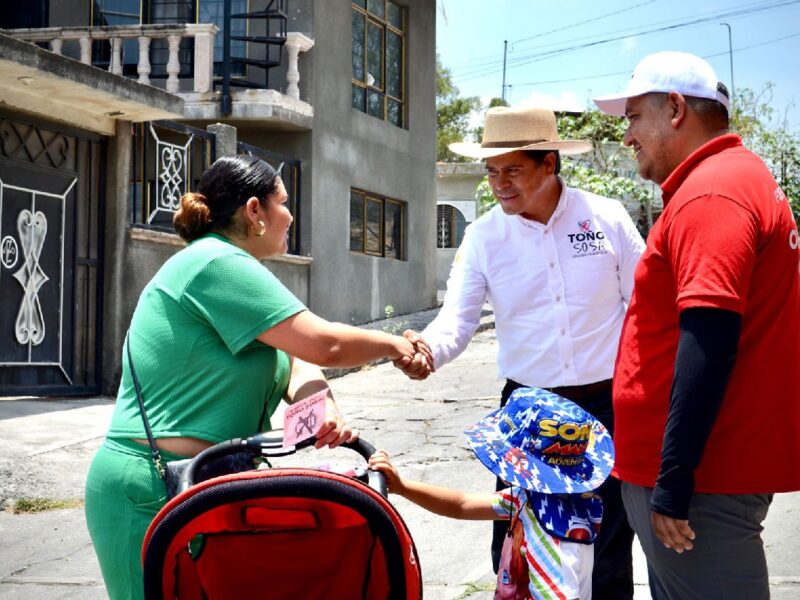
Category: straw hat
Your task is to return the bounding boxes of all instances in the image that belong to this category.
[449,105,592,159]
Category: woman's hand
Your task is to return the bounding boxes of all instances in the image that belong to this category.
[368,449,406,495]
[286,358,358,449]
[314,396,359,449]
[387,333,415,363]
[392,330,435,380]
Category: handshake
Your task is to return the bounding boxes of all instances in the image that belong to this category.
[392,330,436,380]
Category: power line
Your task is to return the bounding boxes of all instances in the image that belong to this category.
[450,0,800,82]
[505,31,800,89]
[510,0,656,50]
[455,0,800,81]
[446,0,764,70]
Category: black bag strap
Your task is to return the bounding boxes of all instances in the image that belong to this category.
[126,335,166,480]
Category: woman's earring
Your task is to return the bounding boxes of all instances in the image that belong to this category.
[255,220,266,236]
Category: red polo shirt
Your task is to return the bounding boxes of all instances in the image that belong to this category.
[613,134,800,493]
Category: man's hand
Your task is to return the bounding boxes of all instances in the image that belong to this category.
[651,510,695,553]
[392,329,435,380]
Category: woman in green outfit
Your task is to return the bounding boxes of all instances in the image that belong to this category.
[84,155,422,599]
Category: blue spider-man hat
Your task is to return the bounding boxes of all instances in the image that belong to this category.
[465,387,614,494]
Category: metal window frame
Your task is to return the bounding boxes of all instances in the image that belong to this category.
[130,119,216,232]
[363,195,383,256]
[349,189,366,253]
[383,197,404,259]
[351,0,405,127]
[236,140,302,255]
[349,187,406,260]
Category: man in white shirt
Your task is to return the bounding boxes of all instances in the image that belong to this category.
[398,106,645,599]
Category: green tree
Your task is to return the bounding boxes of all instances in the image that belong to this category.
[731,84,800,222]
[558,110,656,234]
[436,58,481,162]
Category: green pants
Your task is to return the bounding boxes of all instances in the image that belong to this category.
[85,438,184,600]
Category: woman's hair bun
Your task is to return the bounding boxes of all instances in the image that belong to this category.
[173,192,213,242]
[173,155,278,241]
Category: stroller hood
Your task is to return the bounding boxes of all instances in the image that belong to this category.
[142,468,421,600]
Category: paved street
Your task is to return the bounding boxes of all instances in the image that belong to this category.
[1,325,799,598]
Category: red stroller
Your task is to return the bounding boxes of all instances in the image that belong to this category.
[141,431,421,599]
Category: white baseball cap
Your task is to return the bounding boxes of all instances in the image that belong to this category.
[593,51,730,117]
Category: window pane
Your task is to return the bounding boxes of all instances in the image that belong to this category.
[367,0,385,19]
[387,98,402,126]
[386,31,402,98]
[150,0,193,22]
[92,0,140,69]
[388,2,403,30]
[352,84,366,111]
[93,0,140,25]
[384,201,403,259]
[455,218,468,247]
[201,0,246,76]
[353,0,366,7]
[367,21,383,89]
[367,91,384,119]
[350,192,364,252]
[352,10,366,81]
[365,198,383,254]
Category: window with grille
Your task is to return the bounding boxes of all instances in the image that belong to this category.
[437,205,467,249]
[350,189,405,259]
[351,0,405,127]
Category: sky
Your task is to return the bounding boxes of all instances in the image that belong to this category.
[436,0,800,129]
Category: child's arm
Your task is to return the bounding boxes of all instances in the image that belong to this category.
[368,450,500,520]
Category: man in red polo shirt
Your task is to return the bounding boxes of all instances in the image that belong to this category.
[594,51,800,599]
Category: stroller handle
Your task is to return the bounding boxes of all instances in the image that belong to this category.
[177,431,386,497]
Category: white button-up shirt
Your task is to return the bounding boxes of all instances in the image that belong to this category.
[424,182,645,387]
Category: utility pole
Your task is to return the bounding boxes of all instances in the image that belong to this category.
[501,40,508,103]
[720,23,735,112]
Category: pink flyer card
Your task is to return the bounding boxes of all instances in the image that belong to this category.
[283,388,328,448]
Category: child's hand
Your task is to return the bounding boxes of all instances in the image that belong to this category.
[368,449,406,495]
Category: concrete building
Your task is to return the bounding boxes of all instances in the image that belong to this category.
[0,0,437,396]
[435,162,482,291]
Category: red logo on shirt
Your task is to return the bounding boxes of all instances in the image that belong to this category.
[578,220,592,233]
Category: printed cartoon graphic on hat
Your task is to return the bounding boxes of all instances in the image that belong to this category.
[465,387,614,494]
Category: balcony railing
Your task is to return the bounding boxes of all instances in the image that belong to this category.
[2,24,314,105]
[3,24,217,93]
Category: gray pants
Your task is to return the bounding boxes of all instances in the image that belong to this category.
[621,482,772,600]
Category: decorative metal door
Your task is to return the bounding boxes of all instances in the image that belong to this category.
[0,114,104,395]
